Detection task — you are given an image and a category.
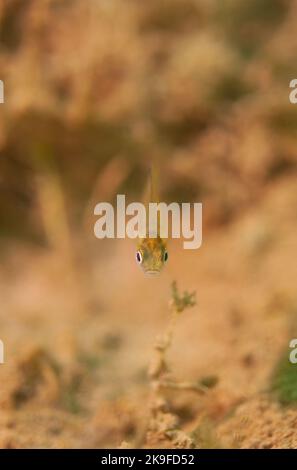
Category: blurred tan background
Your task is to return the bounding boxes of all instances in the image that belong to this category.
[0,0,297,449]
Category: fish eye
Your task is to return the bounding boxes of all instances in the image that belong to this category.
[136,250,143,264]
[163,251,168,262]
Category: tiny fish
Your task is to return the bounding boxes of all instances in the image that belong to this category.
[135,158,168,276]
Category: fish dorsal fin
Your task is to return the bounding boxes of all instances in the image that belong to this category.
[143,155,162,237]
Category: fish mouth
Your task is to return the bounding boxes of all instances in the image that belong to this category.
[144,270,160,277]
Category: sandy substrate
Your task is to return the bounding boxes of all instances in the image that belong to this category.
[0,175,297,448]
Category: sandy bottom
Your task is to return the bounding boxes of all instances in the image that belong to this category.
[0,175,297,448]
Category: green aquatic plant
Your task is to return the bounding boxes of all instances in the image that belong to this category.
[271,353,297,405]
[170,281,196,314]
[140,281,209,448]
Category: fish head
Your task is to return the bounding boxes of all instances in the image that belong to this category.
[136,235,168,276]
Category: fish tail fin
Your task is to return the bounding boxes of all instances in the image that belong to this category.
[149,154,159,203]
